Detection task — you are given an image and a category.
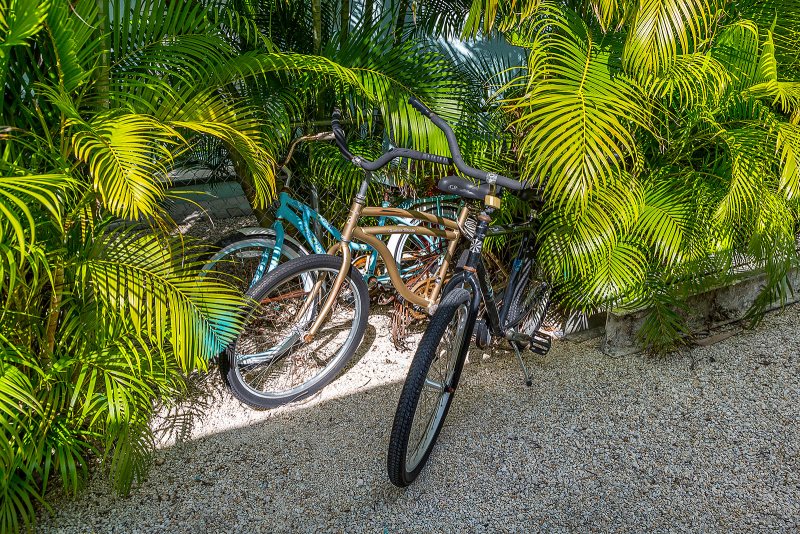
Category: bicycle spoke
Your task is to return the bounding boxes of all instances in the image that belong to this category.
[423,378,445,391]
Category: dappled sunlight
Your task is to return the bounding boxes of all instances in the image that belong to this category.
[157,310,423,447]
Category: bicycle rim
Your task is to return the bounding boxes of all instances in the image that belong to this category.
[406,298,470,471]
[232,264,365,404]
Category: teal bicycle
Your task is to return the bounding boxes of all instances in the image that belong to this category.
[203,132,461,295]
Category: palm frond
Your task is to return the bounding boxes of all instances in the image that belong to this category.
[714,126,772,224]
[506,7,651,209]
[78,229,246,368]
[70,112,180,220]
[643,52,730,107]
[0,0,49,47]
[634,177,693,265]
[777,122,800,198]
[745,30,800,113]
[623,0,713,77]
[463,0,542,37]
[43,0,98,94]
[712,20,761,92]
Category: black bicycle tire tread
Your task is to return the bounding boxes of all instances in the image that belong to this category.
[220,254,369,409]
[387,288,472,487]
[506,260,550,335]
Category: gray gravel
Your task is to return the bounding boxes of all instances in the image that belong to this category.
[39,304,800,533]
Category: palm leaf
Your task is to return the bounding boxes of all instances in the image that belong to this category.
[70,113,180,220]
[745,30,800,113]
[0,0,49,47]
[78,229,246,368]
[714,126,772,224]
[777,122,800,198]
[712,20,761,92]
[643,52,730,107]
[634,177,693,265]
[623,0,713,77]
[506,7,651,210]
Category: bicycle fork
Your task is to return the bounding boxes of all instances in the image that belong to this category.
[302,178,368,342]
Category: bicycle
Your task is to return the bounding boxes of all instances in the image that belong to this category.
[386,99,552,487]
[219,109,480,409]
[202,132,462,295]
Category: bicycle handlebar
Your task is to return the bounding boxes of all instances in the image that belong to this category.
[408,98,523,191]
[332,108,453,170]
[332,102,525,191]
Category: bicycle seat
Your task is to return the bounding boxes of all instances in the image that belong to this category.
[437,175,492,201]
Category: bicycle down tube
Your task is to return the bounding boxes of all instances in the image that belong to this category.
[302,177,469,341]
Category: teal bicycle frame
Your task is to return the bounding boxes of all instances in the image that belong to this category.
[250,188,460,288]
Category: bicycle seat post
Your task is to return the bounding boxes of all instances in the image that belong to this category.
[280,166,292,190]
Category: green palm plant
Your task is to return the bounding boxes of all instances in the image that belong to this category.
[202,0,518,222]
[466,0,800,350]
[0,0,370,529]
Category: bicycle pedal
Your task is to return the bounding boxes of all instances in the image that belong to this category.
[474,319,491,348]
[529,331,551,355]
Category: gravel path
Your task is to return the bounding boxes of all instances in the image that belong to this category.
[39,303,800,533]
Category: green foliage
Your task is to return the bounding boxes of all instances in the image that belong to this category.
[4,0,800,527]
[465,0,800,351]
[0,0,304,529]
[201,0,517,214]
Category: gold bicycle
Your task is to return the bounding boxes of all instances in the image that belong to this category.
[220,102,523,409]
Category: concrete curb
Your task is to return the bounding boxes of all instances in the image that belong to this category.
[602,268,800,356]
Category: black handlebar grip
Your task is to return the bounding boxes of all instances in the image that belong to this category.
[331,108,353,160]
[408,97,432,117]
[425,153,452,165]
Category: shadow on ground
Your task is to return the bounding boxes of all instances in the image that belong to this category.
[40,308,800,533]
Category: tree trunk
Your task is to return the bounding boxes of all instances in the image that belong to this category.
[44,265,64,362]
[96,0,110,108]
[230,150,272,226]
[312,0,322,54]
[364,0,373,29]
[340,0,350,46]
[394,0,410,43]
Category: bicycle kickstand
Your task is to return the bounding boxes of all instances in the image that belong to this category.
[512,342,533,387]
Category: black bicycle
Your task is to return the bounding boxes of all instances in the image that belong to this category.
[387,98,552,487]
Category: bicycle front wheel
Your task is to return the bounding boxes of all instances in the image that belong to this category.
[387,287,475,487]
[220,254,369,409]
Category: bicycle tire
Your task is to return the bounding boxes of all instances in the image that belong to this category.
[220,254,369,409]
[386,202,460,280]
[505,258,551,338]
[202,228,308,293]
[387,287,475,487]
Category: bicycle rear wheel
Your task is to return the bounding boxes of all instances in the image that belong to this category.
[203,229,307,293]
[386,201,460,280]
[220,254,369,409]
[505,258,551,339]
[387,287,475,487]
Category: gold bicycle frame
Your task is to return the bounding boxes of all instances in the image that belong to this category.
[303,200,470,340]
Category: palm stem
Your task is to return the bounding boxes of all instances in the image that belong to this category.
[394,0,409,43]
[95,0,110,108]
[44,264,64,362]
[341,0,350,45]
[313,0,322,54]
[364,0,374,28]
